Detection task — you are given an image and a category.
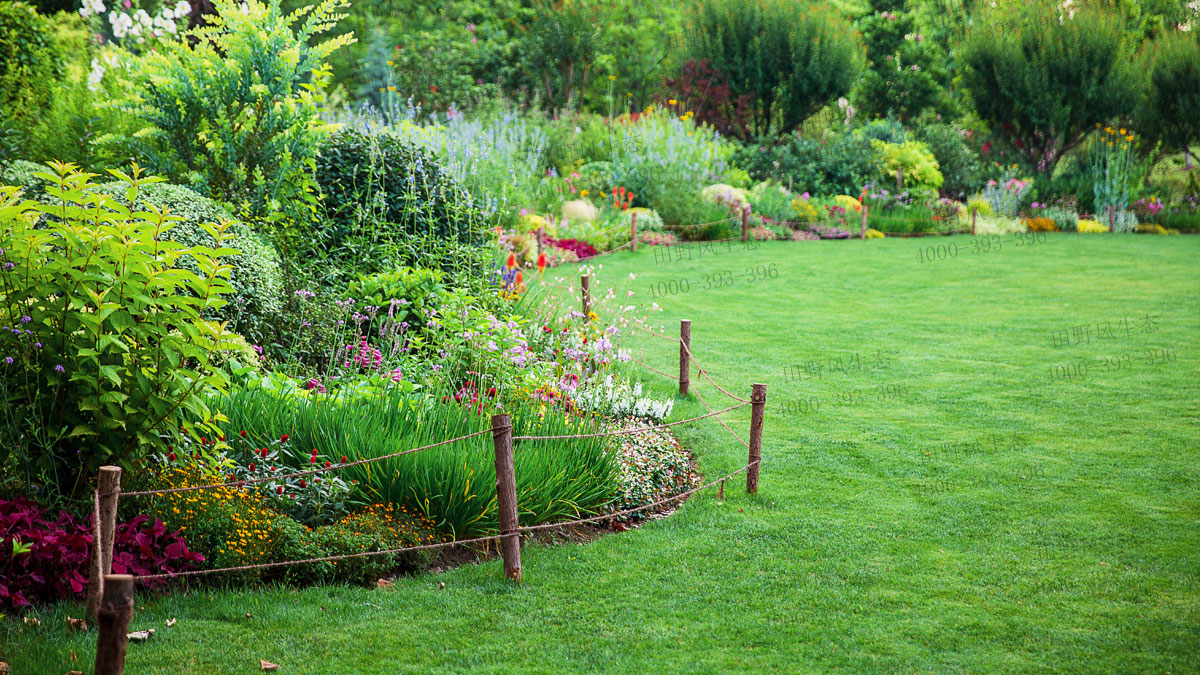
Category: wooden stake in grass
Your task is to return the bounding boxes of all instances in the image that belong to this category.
[1108,205,1115,233]
[679,319,691,396]
[86,466,122,622]
[491,414,522,583]
[971,208,977,236]
[630,212,638,253]
[94,574,133,675]
[536,226,544,257]
[741,207,749,242]
[581,274,591,317]
[861,203,868,239]
[746,384,767,494]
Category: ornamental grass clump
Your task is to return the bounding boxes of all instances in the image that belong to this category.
[0,162,236,500]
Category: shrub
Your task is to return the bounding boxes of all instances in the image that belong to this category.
[735,133,878,196]
[574,375,674,422]
[606,418,697,522]
[345,267,449,334]
[0,164,234,499]
[120,0,354,219]
[0,2,60,153]
[960,1,1141,175]
[747,181,794,223]
[853,4,952,122]
[1042,206,1079,232]
[0,497,202,610]
[1137,31,1200,158]
[662,58,754,140]
[974,215,1026,235]
[89,182,284,344]
[685,0,864,135]
[870,140,944,191]
[313,126,489,274]
[1078,218,1108,233]
[1024,217,1058,232]
[913,124,983,199]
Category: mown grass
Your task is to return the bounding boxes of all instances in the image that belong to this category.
[5,234,1199,673]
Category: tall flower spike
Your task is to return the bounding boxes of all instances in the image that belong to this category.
[537,251,548,276]
[505,251,517,270]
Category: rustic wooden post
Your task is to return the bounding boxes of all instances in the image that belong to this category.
[630,212,638,253]
[861,203,868,239]
[1108,205,1115,233]
[86,466,122,621]
[678,319,691,396]
[718,479,725,501]
[971,208,977,236]
[536,226,544,257]
[94,574,133,675]
[491,414,521,583]
[741,207,749,242]
[580,274,591,317]
[746,383,767,494]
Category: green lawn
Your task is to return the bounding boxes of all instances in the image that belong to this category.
[7,234,1199,673]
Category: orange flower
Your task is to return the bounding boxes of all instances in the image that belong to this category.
[505,251,517,270]
[536,251,547,275]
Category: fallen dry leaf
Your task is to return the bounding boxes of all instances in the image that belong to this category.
[437,582,445,590]
[612,521,629,532]
[66,616,87,632]
[376,578,393,589]
[69,650,77,662]
[166,618,177,627]
[127,629,155,643]
[0,661,9,673]
[260,659,280,671]
[22,616,41,627]
[246,613,253,619]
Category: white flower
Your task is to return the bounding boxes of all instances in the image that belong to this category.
[79,0,106,18]
[87,58,105,91]
[173,0,191,18]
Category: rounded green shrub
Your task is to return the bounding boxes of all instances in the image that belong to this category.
[91,182,284,344]
[0,2,60,143]
[313,126,490,274]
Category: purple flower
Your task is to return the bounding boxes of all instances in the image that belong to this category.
[3,357,12,365]
[54,364,65,373]
[20,315,31,323]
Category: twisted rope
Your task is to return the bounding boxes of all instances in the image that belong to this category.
[628,352,679,381]
[120,429,492,498]
[692,386,749,448]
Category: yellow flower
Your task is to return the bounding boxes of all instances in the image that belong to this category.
[1095,123,1101,128]
[608,75,615,81]
[387,86,396,92]
[1120,128,1126,135]
[378,87,385,92]
[1108,142,1114,146]
[668,99,678,106]
[580,189,589,197]
[1125,135,1134,142]
[386,60,395,66]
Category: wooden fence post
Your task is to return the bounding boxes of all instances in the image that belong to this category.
[741,207,749,242]
[536,226,544,257]
[746,383,767,494]
[580,274,591,317]
[861,203,868,239]
[1108,205,1115,233]
[94,574,133,675]
[679,319,691,396]
[971,208,977,236]
[491,414,522,583]
[630,212,638,253]
[86,465,122,622]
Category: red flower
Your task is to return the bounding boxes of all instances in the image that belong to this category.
[542,324,551,333]
[487,387,497,398]
[310,456,317,464]
[240,430,247,438]
[324,461,331,468]
[341,456,348,464]
[167,452,176,461]
[536,251,547,275]
[430,85,438,93]
[280,434,290,443]
[299,479,306,488]
[505,251,517,270]
[277,486,284,494]
[249,463,255,471]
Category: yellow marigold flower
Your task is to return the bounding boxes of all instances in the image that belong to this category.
[668,99,677,106]
[387,86,396,92]
[580,189,589,197]
[1120,128,1126,134]
[608,75,615,81]
[1125,135,1134,142]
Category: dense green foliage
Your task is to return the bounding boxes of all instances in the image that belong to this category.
[960,0,1142,175]
[1137,31,1200,158]
[0,1,60,150]
[89,182,284,344]
[685,0,864,136]
[312,125,490,273]
[121,0,354,218]
[0,164,234,500]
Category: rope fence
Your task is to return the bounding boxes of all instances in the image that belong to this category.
[86,277,770,673]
